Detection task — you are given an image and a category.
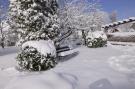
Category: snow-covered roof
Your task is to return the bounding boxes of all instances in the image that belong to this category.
[102,17,135,29]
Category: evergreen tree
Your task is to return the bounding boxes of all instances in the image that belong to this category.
[0,5,5,48]
[9,0,59,71]
[9,0,59,45]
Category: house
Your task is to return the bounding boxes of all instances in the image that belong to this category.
[102,17,135,42]
[102,17,135,33]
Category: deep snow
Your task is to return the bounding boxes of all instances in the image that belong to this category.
[0,44,135,89]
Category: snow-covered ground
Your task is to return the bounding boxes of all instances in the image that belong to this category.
[0,44,135,89]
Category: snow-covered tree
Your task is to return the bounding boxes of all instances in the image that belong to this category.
[9,0,60,46]
[1,20,18,46]
[88,11,110,32]
[109,11,117,23]
[0,5,5,48]
[8,0,60,71]
[59,0,109,45]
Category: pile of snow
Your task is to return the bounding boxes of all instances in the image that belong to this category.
[109,55,135,74]
[22,40,56,57]
[4,71,77,89]
[86,31,107,41]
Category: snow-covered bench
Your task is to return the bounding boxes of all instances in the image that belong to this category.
[56,46,71,53]
[56,46,77,57]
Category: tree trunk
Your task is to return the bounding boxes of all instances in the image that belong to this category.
[82,30,87,45]
[0,20,4,48]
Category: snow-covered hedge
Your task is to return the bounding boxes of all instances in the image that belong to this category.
[17,40,57,71]
[86,31,107,48]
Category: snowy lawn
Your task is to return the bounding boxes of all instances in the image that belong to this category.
[0,44,135,89]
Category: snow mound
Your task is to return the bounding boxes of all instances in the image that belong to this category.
[108,55,135,74]
[22,40,56,57]
[5,71,77,89]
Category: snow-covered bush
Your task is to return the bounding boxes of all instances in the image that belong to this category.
[17,40,57,71]
[86,31,107,48]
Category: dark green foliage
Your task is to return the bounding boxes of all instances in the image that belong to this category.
[9,0,59,45]
[17,47,57,71]
[86,37,107,48]
[9,0,59,71]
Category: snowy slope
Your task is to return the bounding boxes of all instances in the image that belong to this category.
[0,45,135,89]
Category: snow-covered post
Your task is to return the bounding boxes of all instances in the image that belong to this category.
[9,0,60,71]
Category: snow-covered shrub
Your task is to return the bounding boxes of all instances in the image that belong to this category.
[17,40,57,71]
[86,31,107,48]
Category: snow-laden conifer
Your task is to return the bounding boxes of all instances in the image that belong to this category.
[9,0,59,71]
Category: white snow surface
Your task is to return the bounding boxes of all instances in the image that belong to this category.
[109,55,135,73]
[4,71,76,89]
[22,40,56,57]
[1,44,135,89]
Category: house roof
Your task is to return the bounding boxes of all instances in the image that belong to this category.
[102,17,135,29]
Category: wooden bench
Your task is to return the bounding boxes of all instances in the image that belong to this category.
[56,46,71,53]
[56,46,77,57]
